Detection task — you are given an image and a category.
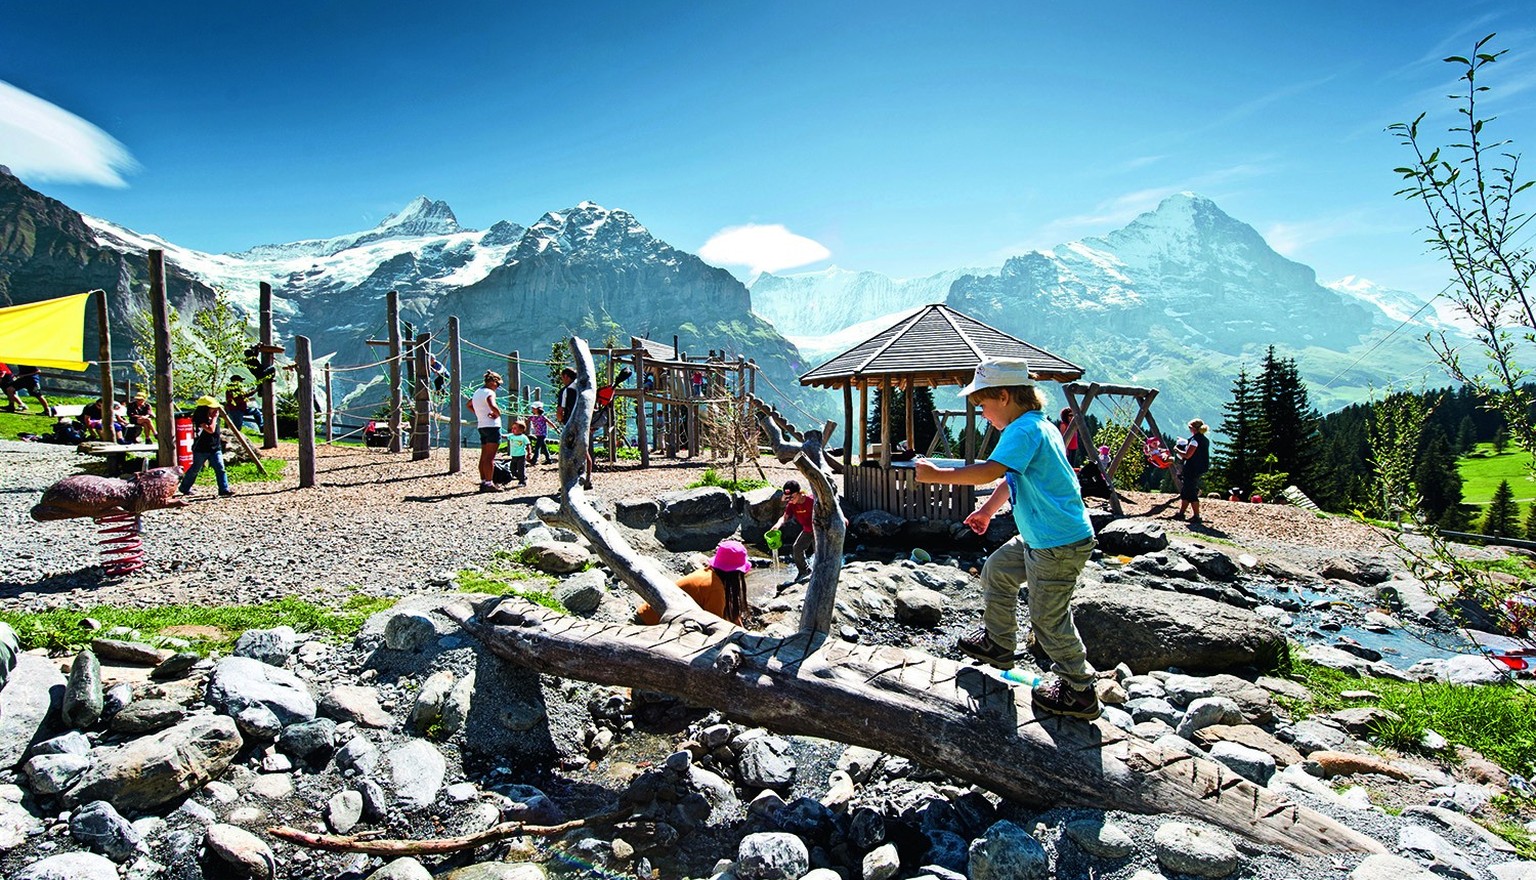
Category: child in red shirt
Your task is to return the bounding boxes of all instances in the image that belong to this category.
[771,479,815,587]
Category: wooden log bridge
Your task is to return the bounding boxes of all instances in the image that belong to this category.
[448,335,1383,859]
[449,599,1382,858]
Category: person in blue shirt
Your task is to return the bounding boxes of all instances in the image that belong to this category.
[915,357,1101,719]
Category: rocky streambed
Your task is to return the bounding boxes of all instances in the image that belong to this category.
[0,443,1533,879]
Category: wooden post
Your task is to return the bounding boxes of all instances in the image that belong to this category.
[402,320,415,415]
[448,316,462,474]
[880,374,892,469]
[635,350,650,468]
[324,364,333,444]
[94,289,113,429]
[412,332,430,460]
[688,402,699,459]
[260,283,277,448]
[297,335,316,487]
[842,382,854,494]
[858,382,868,464]
[748,359,756,397]
[904,377,916,453]
[508,352,520,415]
[148,251,175,468]
[964,399,977,464]
[386,291,402,453]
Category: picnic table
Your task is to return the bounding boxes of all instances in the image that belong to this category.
[77,442,159,476]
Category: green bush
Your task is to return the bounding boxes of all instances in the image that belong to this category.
[686,467,771,492]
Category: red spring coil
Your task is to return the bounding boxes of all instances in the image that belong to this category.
[95,512,145,577]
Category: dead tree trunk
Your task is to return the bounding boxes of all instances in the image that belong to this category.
[449,335,1383,858]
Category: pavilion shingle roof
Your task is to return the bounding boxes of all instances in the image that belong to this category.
[799,303,1084,388]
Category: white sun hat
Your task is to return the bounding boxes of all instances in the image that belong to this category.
[957,357,1036,398]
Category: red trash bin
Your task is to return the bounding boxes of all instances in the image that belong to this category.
[175,416,194,471]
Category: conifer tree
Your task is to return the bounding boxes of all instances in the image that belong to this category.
[1254,346,1324,497]
[1455,416,1478,453]
[1525,500,1536,541]
[1481,479,1520,537]
[1414,428,1465,527]
[1215,369,1259,493]
[1493,426,1509,454]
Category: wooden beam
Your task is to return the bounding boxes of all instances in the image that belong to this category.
[386,291,402,453]
[448,316,462,475]
[297,335,316,487]
[94,289,112,432]
[148,251,174,468]
[412,332,430,461]
[880,374,892,469]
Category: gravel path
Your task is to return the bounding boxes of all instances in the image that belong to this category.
[0,439,799,611]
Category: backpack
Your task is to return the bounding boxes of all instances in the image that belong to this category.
[51,421,86,444]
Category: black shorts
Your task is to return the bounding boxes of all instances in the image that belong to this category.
[1180,472,1204,502]
[15,374,40,394]
[478,426,502,446]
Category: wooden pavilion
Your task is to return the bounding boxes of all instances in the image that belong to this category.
[799,303,1084,524]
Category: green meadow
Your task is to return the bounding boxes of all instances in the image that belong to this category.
[1460,443,1536,507]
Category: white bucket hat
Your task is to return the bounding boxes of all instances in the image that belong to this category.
[958,357,1036,398]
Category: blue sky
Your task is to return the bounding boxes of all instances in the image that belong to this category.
[2,1,1533,297]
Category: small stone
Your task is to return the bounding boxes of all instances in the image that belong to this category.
[150,652,201,680]
[1154,822,1239,878]
[203,780,239,804]
[14,851,119,880]
[328,789,364,834]
[320,685,392,728]
[62,650,104,729]
[69,800,144,862]
[366,858,433,880]
[205,822,277,880]
[110,699,186,735]
[23,752,91,796]
[1065,818,1135,858]
[233,626,298,667]
[249,774,293,799]
[383,612,438,652]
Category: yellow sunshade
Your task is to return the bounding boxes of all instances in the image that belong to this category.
[0,291,94,372]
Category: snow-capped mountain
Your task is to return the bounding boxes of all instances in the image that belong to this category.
[1327,275,1469,334]
[749,266,997,338]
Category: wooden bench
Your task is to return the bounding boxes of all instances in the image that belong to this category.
[77,442,159,476]
[50,404,86,420]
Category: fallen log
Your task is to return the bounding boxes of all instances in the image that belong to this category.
[454,337,1384,858]
[269,809,624,856]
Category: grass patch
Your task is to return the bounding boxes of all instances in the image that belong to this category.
[686,467,771,493]
[0,394,96,441]
[1459,442,1536,506]
[1463,554,1536,582]
[1487,796,1536,860]
[0,594,396,655]
[458,553,563,612]
[184,457,288,487]
[1285,658,1536,777]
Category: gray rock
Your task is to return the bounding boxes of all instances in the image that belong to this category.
[1126,697,1181,727]
[849,509,905,539]
[30,730,90,756]
[320,684,392,728]
[233,626,298,667]
[737,831,810,880]
[614,496,660,529]
[102,682,133,718]
[62,650,104,729]
[390,739,446,809]
[1319,554,1394,585]
[61,714,243,811]
[925,829,969,874]
[438,864,547,880]
[110,699,186,735]
[656,487,741,550]
[409,669,455,734]
[1176,542,1240,581]
[14,851,119,880]
[969,819,1048,880]
[686,766,739,821]
[368,858,434,880]
[1161,673,1216,706]
[0,621,17,688]
[1281,719,1360,755]
[1349,854,1442,880]
[737,734,796,790]
[1065,818,1135,858]
[862,842,901,880]
[1073,581,1285,673]
[383,611,440,652]
[1207,741,1276,786]
[206,656,317,725]
[70,799,143,861]
[1154,821,1240,878]
[521,540,593,574]
[555,570,607,614]
[205,822,277,880]
[357,777,389,820]
[1489,863,1536,880]
[24,751,91,795]
[1398,825,1481,880]
[278,717,338,762]
[1097,519,1169,555]
[90,639,171,665]
[1153,734,1206,760]
[0,796,43,851]
[150,652,201,680]
[894,588,946,627]
[234,704,284,740]
[338,733,382,775]
[1402,804,1518,854]
[1175,697,1245,739]
[328,789,364,834]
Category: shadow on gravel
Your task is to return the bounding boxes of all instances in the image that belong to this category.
[0,566,109,598]
[402,490,486,503]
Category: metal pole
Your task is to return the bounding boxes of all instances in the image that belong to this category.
[148,251,175,468]
[387,291,401,453]
[508,351,521,414]
[297,335,315,487]
[448,316,462,474]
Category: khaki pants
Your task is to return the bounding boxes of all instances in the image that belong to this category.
[980,535,1097,690]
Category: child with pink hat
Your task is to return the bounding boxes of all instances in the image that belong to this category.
[636,539,752,626]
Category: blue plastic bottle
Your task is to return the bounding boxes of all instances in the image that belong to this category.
[997,668,1044,687]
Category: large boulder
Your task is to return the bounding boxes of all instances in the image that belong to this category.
[0,652,66,769]
[849,509,905,540]
[206,656,317,725]
[655,487,739,550]
[62,714,242,811]
[1096,520,1169,556]
[1072,581,1286,673]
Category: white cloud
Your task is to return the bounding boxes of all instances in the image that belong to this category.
[0,81,138,187]
[698,223,830,275]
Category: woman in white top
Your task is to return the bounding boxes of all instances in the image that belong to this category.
[469,371,503,493]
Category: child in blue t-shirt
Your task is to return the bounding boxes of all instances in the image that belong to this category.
[915,357,1101,720]
[506,420,530,487]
